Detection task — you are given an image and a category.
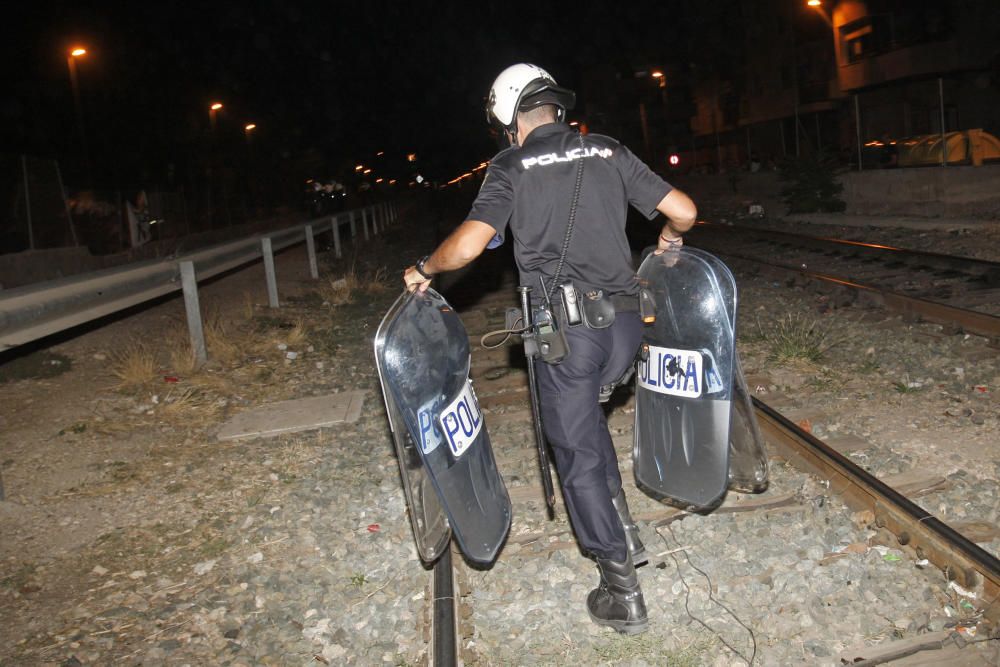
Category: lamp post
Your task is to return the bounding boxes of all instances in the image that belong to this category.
[66,46,90,177]
[807,0,833,27]
[805,0,861,170]
[209,102,224,133]
[638,69,667,165]
[206,102,224,227]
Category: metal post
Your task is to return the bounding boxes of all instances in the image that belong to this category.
[331,215,342,259]
[305,224,318,279]
[261,237,279,308]
[794,102,800,157]
[854,94,863,172]
[362,208,370,241]
[20,155,34,250]
[55,163,79,246]
[349,210,357,237]
[391,201,397,222]
[179,260,208,367]
[372,205,379,235]
[939,77,948,166]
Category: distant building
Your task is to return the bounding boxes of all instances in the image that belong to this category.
[833,0,1000,153]
[593,0,1000,172]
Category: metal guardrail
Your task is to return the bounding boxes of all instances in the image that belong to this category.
[0,202,397,352]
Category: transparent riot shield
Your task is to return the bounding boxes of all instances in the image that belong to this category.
[633,247,738,511]
[374,289,511,565]
[728,353,769,494]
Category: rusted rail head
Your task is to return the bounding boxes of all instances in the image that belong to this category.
[753,398,1000,623]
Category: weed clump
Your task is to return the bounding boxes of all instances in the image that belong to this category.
[111,342,158,388]
[756,313,839,363]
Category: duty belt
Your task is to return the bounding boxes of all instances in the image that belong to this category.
[609,293,640,312]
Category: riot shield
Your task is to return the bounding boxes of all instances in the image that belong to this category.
[728,353,769,494]
[633,247,738,511]
[374,289,511,565]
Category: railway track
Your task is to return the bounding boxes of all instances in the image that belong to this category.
[421,234,999,665]
[688,222,1000,341]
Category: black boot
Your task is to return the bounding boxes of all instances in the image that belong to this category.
[611,488,648,565]
[587,555,649,635]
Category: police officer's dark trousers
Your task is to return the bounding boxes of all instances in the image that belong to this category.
[535,311,642,563]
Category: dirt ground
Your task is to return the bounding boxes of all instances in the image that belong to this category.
[1,204,997,664]
[0,224,418,663]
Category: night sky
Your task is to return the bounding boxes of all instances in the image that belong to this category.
[6,2,741,188]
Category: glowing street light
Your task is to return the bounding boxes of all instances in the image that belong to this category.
[66,46,90,175]
[806,0,831,25]
[209,102,223,132]
[244,123,256,132]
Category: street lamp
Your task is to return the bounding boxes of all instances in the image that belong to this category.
[66,46,90,175]
[638,68,668,164]
[209,102,223,132]
[806,0,833,27]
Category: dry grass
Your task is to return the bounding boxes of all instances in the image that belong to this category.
[168,339,201,376]
[284,318,308,346]
[160,386,223,423]
[318,274,359,306]
[204,312,245,364]
[317,264,393,305]
[185,370,235,396]
[111,342,159,388]
[365,266,392,295]
[242,293,256,321]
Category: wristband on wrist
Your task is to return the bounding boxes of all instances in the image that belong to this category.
[659,234,682,245]
[415,255,433,280]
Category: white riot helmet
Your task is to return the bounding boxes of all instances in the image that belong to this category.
[486,63,576,135]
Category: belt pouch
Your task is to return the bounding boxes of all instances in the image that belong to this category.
[581,289,616,329]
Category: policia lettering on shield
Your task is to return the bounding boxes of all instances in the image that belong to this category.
[402,63,698,634]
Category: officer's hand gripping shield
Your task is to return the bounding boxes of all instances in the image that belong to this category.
[374,289,511,565]
[633,247,768,511]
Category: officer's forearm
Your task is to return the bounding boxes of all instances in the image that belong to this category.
[656,190,697,237]
[421,220,496,275]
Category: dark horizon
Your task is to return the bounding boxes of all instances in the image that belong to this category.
[5,2,744,189]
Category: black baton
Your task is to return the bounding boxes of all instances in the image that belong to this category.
[517,286,556,519]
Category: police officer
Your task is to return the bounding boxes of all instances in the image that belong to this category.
[403,63,697,634]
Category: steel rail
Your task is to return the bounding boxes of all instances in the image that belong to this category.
[753,398,1000,623]
[715,249,1000,340]
[0,215,352,351]
[431,546,459,667]
[698,221,1000,277]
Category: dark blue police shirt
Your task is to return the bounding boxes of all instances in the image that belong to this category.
[466,122,672,297]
